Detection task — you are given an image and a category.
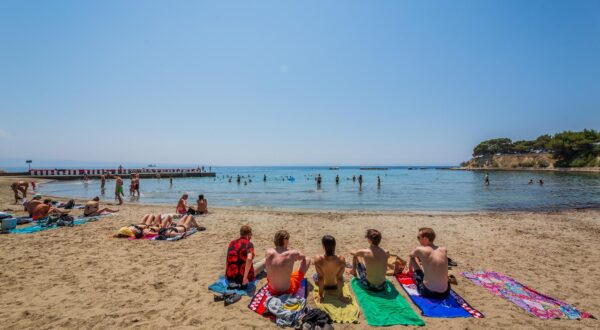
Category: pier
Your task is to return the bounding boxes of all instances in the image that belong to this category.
[18,168,216,180]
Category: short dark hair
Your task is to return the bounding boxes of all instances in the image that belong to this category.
[134,228,144,239]
[418,227,436,242]
[43,199,52,204]
[274,230,290,247]
[198,194,204,201]
[240,225,252,237]
[322,235,336,256]
[93,197,100,201]
[365,229,382,246]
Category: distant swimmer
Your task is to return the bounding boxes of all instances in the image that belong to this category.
[358,175,363,187]
[83,174,89,182]
[169,176,173,186]
[84,197,119,217]
[100,174,106,190]
[484,174,490,186]
[528,179,533,185]
[539,179,544,185]
[115,176,124,205]
[10,181,30,203]
[263,174,267,182]
[237,175,241,184]
[249,179,252,183]
[335,175,339,185]
[377,175,381,188]
[352,175,356,182]
[317,174,322,186]
[228,177,232,183]
[244,181,248,186]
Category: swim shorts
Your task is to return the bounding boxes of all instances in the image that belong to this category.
[268,270,305,295]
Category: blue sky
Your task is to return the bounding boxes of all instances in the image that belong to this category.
[1,0,599,166]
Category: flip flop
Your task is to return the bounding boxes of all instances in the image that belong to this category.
[224,293,242,306]
[448,275,458,285]
[448,258,458,267]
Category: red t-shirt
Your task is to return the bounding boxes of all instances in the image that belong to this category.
[226,237,255,284]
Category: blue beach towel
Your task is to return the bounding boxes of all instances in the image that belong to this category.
[208,275,257,296]
[395,272,484,318]
[9,214,112,234]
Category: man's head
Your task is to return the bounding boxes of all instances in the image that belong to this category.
[365,229,382,246]
[32,194,42,200]
[240,225,252,238]
[43,199,52,205]
[322,235,336,256]
[274,230,290,248]
[198,194,204,201]
[417,227,436,245]
[93,196,100,201]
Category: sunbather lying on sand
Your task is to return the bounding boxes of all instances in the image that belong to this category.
[158,214,205,238]
[113,214,173,238]
[84,197,119,217]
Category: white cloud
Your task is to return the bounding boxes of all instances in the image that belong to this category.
[0,129,9,138]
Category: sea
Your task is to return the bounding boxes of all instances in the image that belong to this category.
[20,166,600,212]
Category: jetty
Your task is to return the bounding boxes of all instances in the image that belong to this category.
[1,168,216,180]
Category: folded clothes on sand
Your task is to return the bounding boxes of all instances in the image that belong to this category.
[351,277,425,326]
[310,279,359,323]
[208,275,257,296]
[395,272,484,318]
[462,270,594,320]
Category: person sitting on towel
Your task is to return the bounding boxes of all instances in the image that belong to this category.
[11,181,30,203]
[313,235,347,302]
[265,230,311,295]
[24,194,43,217]
[196,194,208,215]
[32,199,69,221]
[347,229,388,291]
[176,193,194,215]
[225,225,255,288]
[113,214,172,238]
[403,227,450,298]
[84,197,119,217]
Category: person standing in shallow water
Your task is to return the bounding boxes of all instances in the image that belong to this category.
[316,174,322,187]
[352,175,356,182]
[358,175,363,188]
[115,176,124,205]
[335,175,339,185]
[377,175,381,188]
[484,173,490,186]
[263,174,267,182]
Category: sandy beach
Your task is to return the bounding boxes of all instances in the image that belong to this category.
[0,177,598,329]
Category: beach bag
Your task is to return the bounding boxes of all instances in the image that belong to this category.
[186,207,197,215]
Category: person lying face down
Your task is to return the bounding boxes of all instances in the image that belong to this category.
[265,230,311,295]
[403,227,450,299]
[313,235,347,302]
[347,229,389,291]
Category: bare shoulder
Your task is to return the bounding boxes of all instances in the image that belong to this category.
[265,248,276,257]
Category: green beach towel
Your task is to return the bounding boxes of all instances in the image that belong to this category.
[351,277,424,327]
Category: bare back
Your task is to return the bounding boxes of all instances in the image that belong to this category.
[84,201,99,215]
[415,246,448,292]
[358,246,388,285]
[314,255,345,287]
[26,200,43,216]
[265,248,300,292]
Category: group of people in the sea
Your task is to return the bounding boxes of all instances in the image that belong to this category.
[221,226,450,304]
[484,173,544,186]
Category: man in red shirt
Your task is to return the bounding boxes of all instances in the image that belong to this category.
[226,225,255,287]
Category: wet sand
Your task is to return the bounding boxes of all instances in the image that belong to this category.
[0,177,598,329]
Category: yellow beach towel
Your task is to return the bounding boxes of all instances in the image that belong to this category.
[311,280,360,323]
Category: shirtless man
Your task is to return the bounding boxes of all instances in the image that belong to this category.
[265,230,311,295]
[100,174,106,190]
[403,227,450,298]
[24,194,43,217]
[347,229,388,291]
[313,235,347,302]
[11,181,30,203]
[115,176,124,205]
[196,194,208,215]
[83,197,119,217]
[32,199,69,220]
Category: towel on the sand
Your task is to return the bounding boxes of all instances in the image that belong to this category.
[150,227,198,241]
[310,279,359,323]
[395,272,483,318]
[351,277,425,326]
[462,270,594,319]
[9,214,112,234]
[248,279,307,318]
[208,275,257,296]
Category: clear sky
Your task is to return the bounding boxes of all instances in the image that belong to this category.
[1,0,599,166]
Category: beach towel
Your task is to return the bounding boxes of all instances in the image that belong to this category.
[310,279,359,323]
[462,270,594,320]
[350,277,425,326]
[151,227,198,241]
[395,272,483,318]
[9,214,112,234]
[248,278,307,319]
[208,275,257,296]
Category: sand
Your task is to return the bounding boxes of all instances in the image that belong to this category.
[0,177,598,329]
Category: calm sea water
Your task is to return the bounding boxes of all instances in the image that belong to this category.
[35,166,600,212]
